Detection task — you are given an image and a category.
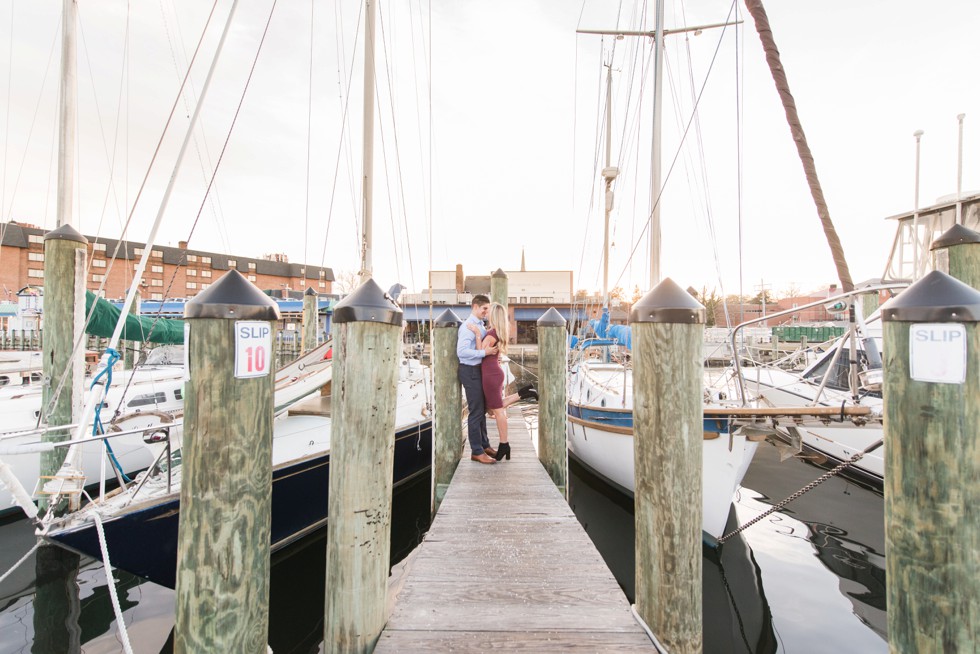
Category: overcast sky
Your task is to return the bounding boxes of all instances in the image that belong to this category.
[1,0,978,298]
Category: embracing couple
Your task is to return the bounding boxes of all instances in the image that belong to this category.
[457,295,537,465]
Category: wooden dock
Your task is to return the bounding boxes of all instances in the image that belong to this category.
[375,407,655,652]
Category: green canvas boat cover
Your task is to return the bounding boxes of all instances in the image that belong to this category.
[84,292,184,344]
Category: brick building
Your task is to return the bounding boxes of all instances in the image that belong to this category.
[0,221,334,302]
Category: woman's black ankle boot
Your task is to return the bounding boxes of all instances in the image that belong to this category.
[494,442,511,461]
[517,384,538,401]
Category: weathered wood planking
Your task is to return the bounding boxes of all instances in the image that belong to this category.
[376,407,654,652]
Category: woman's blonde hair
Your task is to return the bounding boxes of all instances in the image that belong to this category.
[488,302,508,353]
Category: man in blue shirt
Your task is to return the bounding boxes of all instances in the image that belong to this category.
[457,295,498,464]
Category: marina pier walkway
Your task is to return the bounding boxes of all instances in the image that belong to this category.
[376,407,655,652]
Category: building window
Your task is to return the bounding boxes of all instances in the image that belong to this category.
[152,249,163,258]
[186,254,198,263]
[151,293,163,300]
[201,270,212,278]
[319,270,326,278]
[28,252,44,262]
[202,256,211,264]
[248,275,256,282]
[29,234,44,244]
[228,259,236,268]
[92,242,106,252]
[186,282,197,289]
[92,259,107,268]
[318,281,325,288]
[151,279,163,287]
[201,283,210,290]
[92,274,105,282]
[151,265,163,273]
[248,262,256,270]
[134,247,143,256]
[28,269,44,278]
[187,269,197,277]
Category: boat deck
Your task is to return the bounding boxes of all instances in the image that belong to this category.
[375,406,655,652]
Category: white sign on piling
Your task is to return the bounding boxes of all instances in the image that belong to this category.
[235,321,272,379]
[909,322,967,384]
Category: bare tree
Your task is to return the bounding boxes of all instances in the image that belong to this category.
[333,270,360,295]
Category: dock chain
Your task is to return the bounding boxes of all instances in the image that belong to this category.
[717,437,884,544]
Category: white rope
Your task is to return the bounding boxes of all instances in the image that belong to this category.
[630,603,671,653]
[0,541,41,585]
[92,512,134,654]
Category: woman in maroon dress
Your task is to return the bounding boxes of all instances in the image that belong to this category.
[468,303,521,460]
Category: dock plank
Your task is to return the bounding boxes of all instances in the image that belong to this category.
[376,406,654,652]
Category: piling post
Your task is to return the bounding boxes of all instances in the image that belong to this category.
[931,223,980,290]
[432,309,462,514]
[175,269,279,653]
[630,278,704,653]
[40,225,87,497]
[123,290,141,369]
[537,307,567,494]
[490,267,508,309]
[882,270,980,652]
[302,287,318,353]
[324,278,403,652]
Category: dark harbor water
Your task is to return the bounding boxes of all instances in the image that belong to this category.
[0,424,886,653]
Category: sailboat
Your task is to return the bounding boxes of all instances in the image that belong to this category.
[33,0,435,587]
[568,6,759,542]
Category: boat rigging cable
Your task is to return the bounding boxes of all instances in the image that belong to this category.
[743,0,854,293]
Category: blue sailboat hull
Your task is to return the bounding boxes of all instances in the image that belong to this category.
[46,422,432,588]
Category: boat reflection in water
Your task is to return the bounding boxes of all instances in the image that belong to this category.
[568,440,888,653]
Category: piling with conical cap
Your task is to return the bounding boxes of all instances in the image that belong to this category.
[175,269,280,653]
[630,277,704,653]
[882,270,980,652]
[537,307,567,493]
[931,223,980,290]
[432,309,462,514]
[324,277,403,652]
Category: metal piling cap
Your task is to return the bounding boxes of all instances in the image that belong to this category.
[305,287,318,297]
[492,268,508,279]
[44,224,88,245]
[537,307,566,327]
[882,270,980,322]
[332,277,403,326]
[184,269,281,320]
[931,223,980,250]
[433,309,461,328]
[630,277,705,324]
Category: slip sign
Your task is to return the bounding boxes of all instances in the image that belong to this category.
[235,321,272,379]
[909,323,966,384]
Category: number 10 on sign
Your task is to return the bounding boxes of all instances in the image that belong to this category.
[235,321,272,379]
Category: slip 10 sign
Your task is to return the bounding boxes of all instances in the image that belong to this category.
[235,321,272,379]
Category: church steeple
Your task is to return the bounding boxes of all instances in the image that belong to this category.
[520,247,526,272]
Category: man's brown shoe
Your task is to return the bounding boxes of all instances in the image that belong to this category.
[471,453,495,464]
[483,447,497,457]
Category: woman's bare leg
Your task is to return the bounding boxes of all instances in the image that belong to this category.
[492,407,509,443]
[501,392,520,409]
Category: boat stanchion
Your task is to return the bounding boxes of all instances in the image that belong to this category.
[630,278,705,653]
[537,307,567,495]
[882,270,980,651]
[931,223,980,290]
[432,309,462,515]
[175,269,280,653]
[324,277,403,652]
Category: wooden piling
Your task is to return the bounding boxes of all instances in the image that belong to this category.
[491,267,508,309]
[40,225,87,490]
[324,278,403,652]
[431,309,462,515]
[630,278,705,653]
[931,223,980,290]
[175,269,280,653]
[302,286,318,353]
[537,307,567,494]
[882,270,980,652]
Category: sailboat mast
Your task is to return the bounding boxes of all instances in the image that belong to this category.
[55,0,77,229]
[602,63,613,307]
[359,0,377,282]
[648,0,664,288]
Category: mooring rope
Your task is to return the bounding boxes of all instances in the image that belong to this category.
[717,437,884,544]
[92,512,134,654]
[0,541,41,586]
